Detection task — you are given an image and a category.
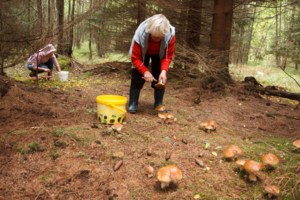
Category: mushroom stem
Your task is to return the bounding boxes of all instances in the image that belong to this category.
[268,193,272,198]
[161,182,170,189]
[249,172,257,181]
[207,129,211,133]
[239,166,243,171]
[148,174,153,178]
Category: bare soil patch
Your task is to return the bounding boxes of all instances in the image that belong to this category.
[0,62,299,199]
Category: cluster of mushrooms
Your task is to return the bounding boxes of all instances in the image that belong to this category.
[199,120,218,133]
[146,165,182,189]
[223,145,280,198]
[155,105,177,123]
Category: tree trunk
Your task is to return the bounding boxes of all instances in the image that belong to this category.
[89,0,93,61]
[275,0,280,68]
[210,0,233,83]
[66,0,75,57]
[56,0,64,54]
[245,3,256,64]
[187,0,202,49]
[0,9,4,75]
[37,0,42,35]
[282,0,296,70]
[48,0,51,36]
[137,0,146,26]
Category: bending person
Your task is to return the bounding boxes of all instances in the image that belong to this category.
[27,44,61,81]
[128,14,175,113]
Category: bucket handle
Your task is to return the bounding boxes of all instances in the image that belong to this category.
[107,103,127,113]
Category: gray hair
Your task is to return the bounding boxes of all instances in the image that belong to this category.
[145,14,170,37]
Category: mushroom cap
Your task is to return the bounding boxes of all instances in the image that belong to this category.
[223,145,242,158]
[199,122,208,129]
[205,125,215,131]
[265,185,280,196]
[158,113,167,119]
[155,105,166,111]
[293,140,300,148]
[207,120,218,127]
[157,165,182,183]
[236,159,246,166]
[243,160,266,172]
[154,81,166,90]
[165,113,174,119]
[146,166,154,174]
[111,123,123,131]
[262,153,279,165]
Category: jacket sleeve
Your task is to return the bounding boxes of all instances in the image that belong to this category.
[131,41,149,75]
[160,35,175,72]
[51,54,59,67]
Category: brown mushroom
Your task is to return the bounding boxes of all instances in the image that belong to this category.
[236,159,246,170]
[199,122,208,129]
[207,120,218,128]
[223,145,242,161]
[155,105,166,113]
[265,185,280,198]
[204,125,215,133]
[158,113,167,123]
[157,165,182,189]
[262,153,279,168]
[146,166,154,178]
[112,152,124,158]
[243,160,266,181]
[110,123,123,133]
[293,140,300,151]
[154,80,166,90]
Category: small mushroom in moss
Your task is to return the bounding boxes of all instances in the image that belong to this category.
[262,153,279,169]
[223,145,242,161]
[265,185,279,198]
[146,166,154,178]
[243,160,266,181]
[112,152,124,158]
[157,165,182,189]
[236,159,246,170]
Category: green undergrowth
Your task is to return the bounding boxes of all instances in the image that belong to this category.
[230,59,300,93]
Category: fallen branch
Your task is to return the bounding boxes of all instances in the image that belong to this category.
[244,84,300,101]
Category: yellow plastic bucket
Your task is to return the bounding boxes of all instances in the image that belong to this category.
[96,95,127,124]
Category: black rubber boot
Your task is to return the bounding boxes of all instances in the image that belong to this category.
[128,89,141,113]
[154,89,167,112]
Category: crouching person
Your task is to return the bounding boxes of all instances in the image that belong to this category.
[27,44,61,81]
[128,14,175,113]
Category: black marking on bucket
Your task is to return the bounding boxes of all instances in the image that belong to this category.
[104,116,107,119]
[98,117,102,123]
[118,117,122,123]
[110,119,115,124]
[112,115,116,118]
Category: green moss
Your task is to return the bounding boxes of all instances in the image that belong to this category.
[56,57,71,71]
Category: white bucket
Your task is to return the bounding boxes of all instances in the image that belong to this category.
[57,71,69,82]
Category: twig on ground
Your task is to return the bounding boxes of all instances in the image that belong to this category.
[35,189,44,200]
[25,167,39,173]
[253,141,293,156]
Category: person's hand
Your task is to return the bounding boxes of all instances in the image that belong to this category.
[57,66,61,72]
[44,68,50,72]
[144,71,157,82]
[158,70,167,84]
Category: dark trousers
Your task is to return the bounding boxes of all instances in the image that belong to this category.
[27,58,54,73]
[130,54,161,90]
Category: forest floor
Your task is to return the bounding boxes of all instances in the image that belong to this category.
[0,61,300,200]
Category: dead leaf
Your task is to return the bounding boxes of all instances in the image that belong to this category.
[165,151,171,161]
[114,160,123,171]
[195,159,205,168]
